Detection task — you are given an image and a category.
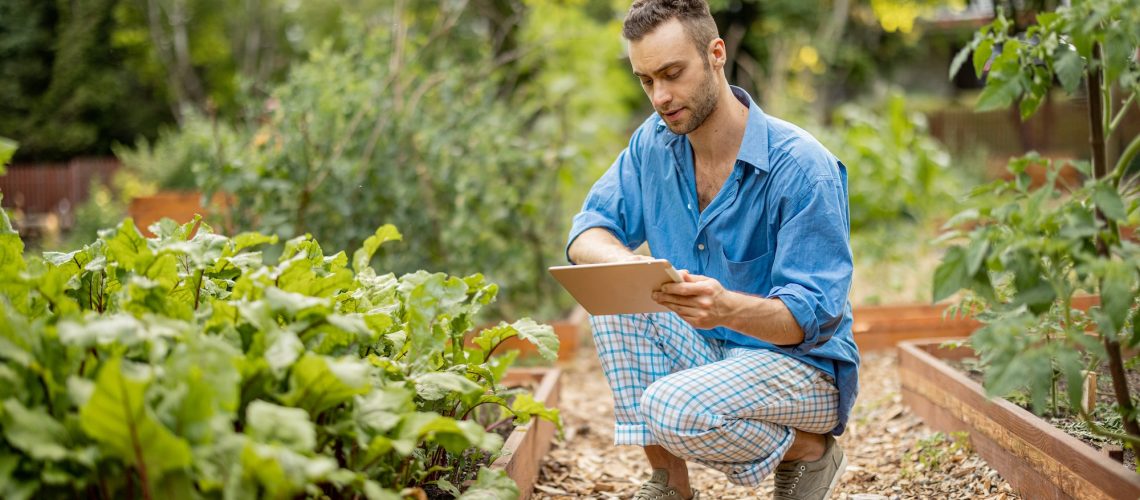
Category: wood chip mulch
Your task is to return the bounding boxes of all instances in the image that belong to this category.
[532,348,1019,499]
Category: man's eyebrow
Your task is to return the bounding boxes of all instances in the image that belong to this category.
[633,60,686,77]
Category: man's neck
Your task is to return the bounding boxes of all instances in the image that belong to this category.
[688,84,749,168]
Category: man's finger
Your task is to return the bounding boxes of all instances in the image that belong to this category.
[653,292,702,307]
[658,282,707,296]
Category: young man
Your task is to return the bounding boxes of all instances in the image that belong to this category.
[564,1,860,499]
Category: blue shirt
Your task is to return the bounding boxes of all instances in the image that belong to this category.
[566,87,860,435]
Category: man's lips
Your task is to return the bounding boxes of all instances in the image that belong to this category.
[661,108,684,120]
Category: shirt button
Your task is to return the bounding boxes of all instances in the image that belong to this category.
[697,243,705,251]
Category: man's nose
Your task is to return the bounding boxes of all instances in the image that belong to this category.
[652,84,672,109]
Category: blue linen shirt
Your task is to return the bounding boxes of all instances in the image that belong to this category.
[566,86,860,435]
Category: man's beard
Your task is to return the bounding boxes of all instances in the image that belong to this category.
[664,65,719,135]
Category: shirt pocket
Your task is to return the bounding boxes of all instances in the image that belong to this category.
[721,248,774,296]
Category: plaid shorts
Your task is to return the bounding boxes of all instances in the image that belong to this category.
[590,312,839,487]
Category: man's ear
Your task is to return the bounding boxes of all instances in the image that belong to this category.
[707,37,727,70]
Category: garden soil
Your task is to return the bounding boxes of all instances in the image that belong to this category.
[532,348,1018,499]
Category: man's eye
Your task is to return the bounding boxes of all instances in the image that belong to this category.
[666,71,681,80]
[640,79,653,86]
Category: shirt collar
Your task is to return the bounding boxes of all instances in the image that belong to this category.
[655,85,770,172]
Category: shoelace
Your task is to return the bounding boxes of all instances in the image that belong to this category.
[772,463,806,496]
[633,479,677,500]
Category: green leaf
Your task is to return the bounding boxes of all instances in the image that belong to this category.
[932,246,969,302]
[949,44,972,79]
[413,372,483,401]
[58,314,144,348]
[1054,48,1084,93]
[353,225,402,273]
[510,319,559,361]
[457,467,520,500]
[0,137,16,172]
[1,400,71,461]
[281,354,370,415]
[79,358,192,479]
[354,386,414,435]
[976,75,1023,111]
[231,232,278,254]
[509,393,562,432]
[1092,183,1127,221]
[240,442,339,499]
[246,401,316,452]
[965,237,989,276]
[472,319,559,361]
[1099,261,1135,335]
[105,219,153,271]
[972,38,994,78]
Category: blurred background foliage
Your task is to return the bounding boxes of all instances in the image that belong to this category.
[3,0,1018,315]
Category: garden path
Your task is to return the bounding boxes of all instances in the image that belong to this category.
[532,346,1018,499]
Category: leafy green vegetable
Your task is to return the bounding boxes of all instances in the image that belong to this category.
[0,221,559,498]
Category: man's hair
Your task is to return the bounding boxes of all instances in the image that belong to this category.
[622,0,719,56]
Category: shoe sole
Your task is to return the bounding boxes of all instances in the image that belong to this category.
[822,451,848,499]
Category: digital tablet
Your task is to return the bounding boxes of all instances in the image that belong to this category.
[548,259,683,316]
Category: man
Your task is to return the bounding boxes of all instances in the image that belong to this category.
[564,1,860,499]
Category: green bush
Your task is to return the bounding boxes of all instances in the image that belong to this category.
[0,207,560,499]
[816,92,959,232]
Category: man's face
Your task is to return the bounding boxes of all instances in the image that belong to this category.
[629,19,719,135]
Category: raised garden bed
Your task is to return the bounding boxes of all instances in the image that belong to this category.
[853,295,1098,352]
[898,339,1140,499]
[495,367,563,500]
[127,190,230,236]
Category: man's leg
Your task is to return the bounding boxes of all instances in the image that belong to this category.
[590,313,725,497]
[638,347,839,487]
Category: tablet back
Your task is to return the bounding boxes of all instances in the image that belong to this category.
[548,260,680,316]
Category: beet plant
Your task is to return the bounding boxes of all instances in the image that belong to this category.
[0,204,560,499]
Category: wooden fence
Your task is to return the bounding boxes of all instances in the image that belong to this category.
[0,157,120,229]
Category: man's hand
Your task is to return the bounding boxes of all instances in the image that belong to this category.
[652,270,734,329]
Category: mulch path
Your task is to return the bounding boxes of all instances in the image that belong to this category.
[531,347,1018,499]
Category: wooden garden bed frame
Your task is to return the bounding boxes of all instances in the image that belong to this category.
[898,339,1140,499]
[854,295,1099,352]
[494,367,563,500]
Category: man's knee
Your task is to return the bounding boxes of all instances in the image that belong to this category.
[640,375,706,440]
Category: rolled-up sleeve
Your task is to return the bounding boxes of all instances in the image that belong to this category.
[767,174,852,354]
[565,132,647,263]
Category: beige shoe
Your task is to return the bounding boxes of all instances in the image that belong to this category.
[632,469,700,500]
[772,435,847,499]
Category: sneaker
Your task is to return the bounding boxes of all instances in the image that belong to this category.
[632,469,700,500]
[772,435,847,499]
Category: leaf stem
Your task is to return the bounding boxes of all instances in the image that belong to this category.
[1108,92,1136,137]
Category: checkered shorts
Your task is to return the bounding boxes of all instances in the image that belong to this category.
[590,312,839,487]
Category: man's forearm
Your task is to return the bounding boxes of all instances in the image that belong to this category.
[568,227,639,264]
[721,292,805,346]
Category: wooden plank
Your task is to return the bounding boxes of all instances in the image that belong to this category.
[494,368,562,500]
[853,297,1099,352]
[899,341,1140,500]
[901,385,1070,499]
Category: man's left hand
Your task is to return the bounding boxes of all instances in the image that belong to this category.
[652,270,733,329]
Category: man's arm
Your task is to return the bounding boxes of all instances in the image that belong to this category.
[567,227,653,265]
[652,271,804,345]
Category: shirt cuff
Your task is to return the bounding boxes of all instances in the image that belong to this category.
[768,285,823,354]
[565,212,628,264]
